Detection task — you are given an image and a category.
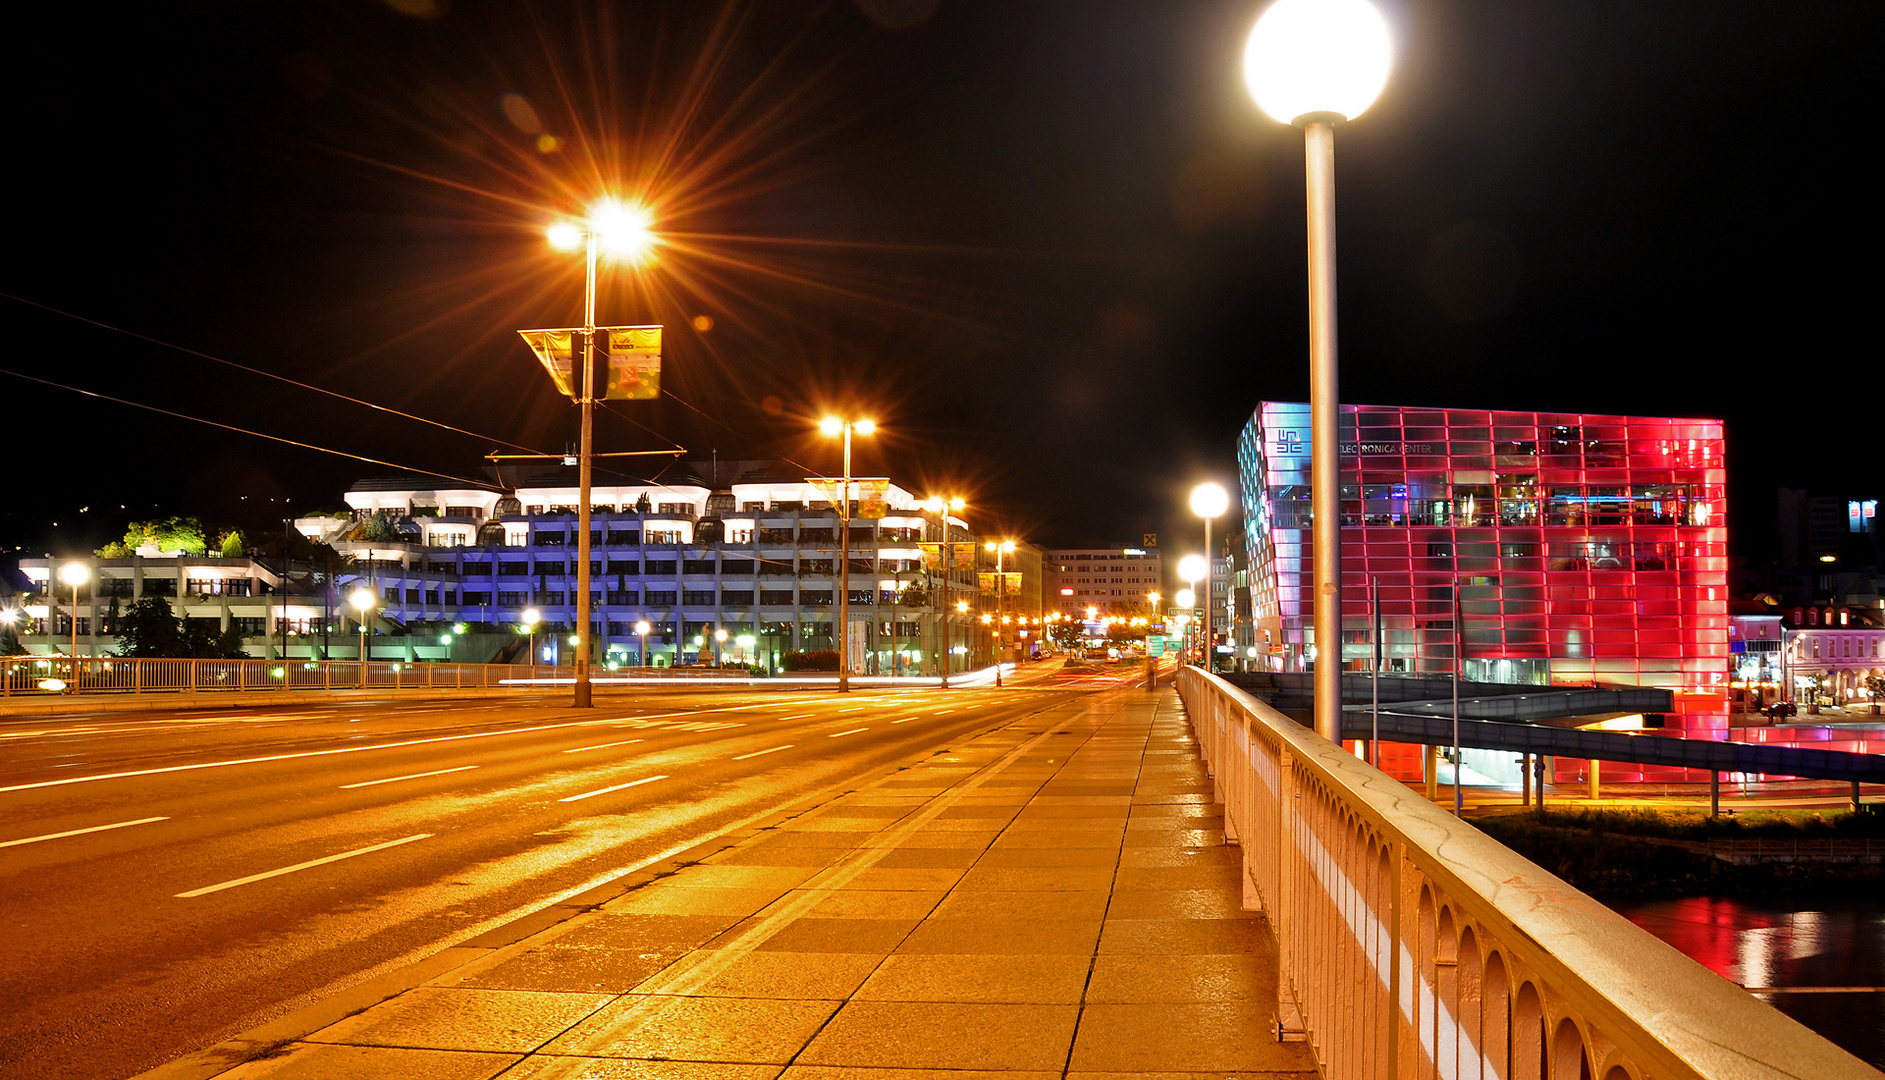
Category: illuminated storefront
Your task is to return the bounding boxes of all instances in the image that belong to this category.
[1237,402,1729,738]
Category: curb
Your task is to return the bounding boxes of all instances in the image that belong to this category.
[129,698,1064,1080]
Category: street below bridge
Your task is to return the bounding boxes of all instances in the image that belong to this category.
[0,679,1123,1080]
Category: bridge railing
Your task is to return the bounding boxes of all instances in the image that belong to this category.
[1176,666,1870,1080]
[0,655,549,696]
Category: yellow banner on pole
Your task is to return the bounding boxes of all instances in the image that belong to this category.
[604,326,662,400]
[954,546,974,569]
[919,543,942,570]
[857,479,889,520]
[517,329,577,398]
[978,572,1022,597]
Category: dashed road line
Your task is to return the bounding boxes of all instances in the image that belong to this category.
[175,834,432,898]
[560,775,670,803]
[731,745,793,761]
[561,739,646,754]
[829,728,868,738]
[1,816,170,849]
[340,766,478,788]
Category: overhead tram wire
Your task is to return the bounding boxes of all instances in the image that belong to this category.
[614,390,818,478]
[0,366,498,491]
[0,291,551,456]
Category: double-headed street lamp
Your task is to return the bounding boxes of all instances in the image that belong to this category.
[819,416,877,693]
[1188,482,1229,672]
[985,539,1016,687]
[921,495,967,687]
[1245,0,1391,742]
[544,199,658,709]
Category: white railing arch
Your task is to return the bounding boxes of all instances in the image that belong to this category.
[1178,666,1873,1080]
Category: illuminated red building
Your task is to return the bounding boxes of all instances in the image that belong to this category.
[1237,402,1729,740]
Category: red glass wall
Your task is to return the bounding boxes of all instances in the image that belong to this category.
[1238,402,1729,758]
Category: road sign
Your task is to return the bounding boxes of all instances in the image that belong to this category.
[1147,638,1165,657]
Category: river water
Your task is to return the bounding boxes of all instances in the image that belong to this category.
[1611,896,1885,1069]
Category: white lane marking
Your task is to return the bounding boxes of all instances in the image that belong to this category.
[731,745,793,761]
[774,713,816,722]
[340,766,478,789]
[561,739,646,754]
[0,708,740,795]
[829,728,868,738]
[175,833,432,898]
[0,816,169,849]
[559,775,669,803]
[891,717,915,724]
[839,707,868,712]
[934,709,955,715]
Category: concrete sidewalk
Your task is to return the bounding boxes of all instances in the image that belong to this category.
[146,688,1313,1080]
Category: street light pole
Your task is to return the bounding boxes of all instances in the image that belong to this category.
[1244,0,1391,743]
[1189,483,1228,674]
[573,231,599,708]
[837,424,853,693]
[985,540,1014,687]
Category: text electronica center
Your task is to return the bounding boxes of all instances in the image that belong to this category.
[1237,402,1729,740]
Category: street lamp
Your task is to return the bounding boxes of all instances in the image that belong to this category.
[921,495,967,687]
[522,606,542,667]
[1245,0,1391,743]
[58,562,89,693]
[545,197,658,710]
[1189,482,1229,672]
[819,415,877,693]
[984,539,1016,687]
[350,587,376,684]
[634,619,651,667]
[714,627,728,666]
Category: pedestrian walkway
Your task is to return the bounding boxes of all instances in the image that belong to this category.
[152,688,1314,1080]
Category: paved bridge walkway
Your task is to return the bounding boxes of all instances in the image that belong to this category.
[145,687,1312,1080]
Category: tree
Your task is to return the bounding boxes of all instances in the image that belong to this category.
[1050,621,1085,651]
[218,529,245,558]
[115,597,186,657]
[96,517,209,557]
[114,597,248,658]
[1867,674,1885,716]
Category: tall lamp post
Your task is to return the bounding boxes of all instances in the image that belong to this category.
[921,496,966,688]
[1244,0,1391,743]
[819,416,876,693]
[1177,557,1205,665]
[985,539,1016,687]
[58,562,89,693]
[1189,483,1229,673]
[545,200,656,709]
[522,607,542,668]
[634,619,651,668]
[350,587,376,686]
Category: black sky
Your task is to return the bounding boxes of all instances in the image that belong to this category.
[1,0,1875,566]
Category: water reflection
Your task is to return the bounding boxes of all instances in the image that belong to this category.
[1613,896,1885,1069]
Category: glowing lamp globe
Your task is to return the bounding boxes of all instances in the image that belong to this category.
[349,588,375,613]
[1243,0,1392,125]
[59,563,91,587]
[1175,589,1195,609]
[1178,554,1207,584]
[1189,482,1229,519]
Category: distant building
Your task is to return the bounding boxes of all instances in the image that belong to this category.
[1238,401,1730,737]
[1042,546,1163,620]
[12,459,1037,676]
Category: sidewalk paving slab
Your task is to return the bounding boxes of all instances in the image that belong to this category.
[145,688,1315,1080]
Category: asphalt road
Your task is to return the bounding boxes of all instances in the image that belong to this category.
[0,678,1120,1080]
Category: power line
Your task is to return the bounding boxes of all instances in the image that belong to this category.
[0,291,551,455]
[0,367,499,491]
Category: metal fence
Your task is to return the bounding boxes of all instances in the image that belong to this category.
[0,655,548,696]
[1176,666,1872,1080]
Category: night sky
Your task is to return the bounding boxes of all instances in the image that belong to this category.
[1,1,1874,568]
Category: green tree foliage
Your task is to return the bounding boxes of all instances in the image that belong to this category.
[349,512,398,543]
[218,529,245,558]
[96,517,209,558]
[782,649,839,671]
[114,597,248,658]
[1050,621,1085,650]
